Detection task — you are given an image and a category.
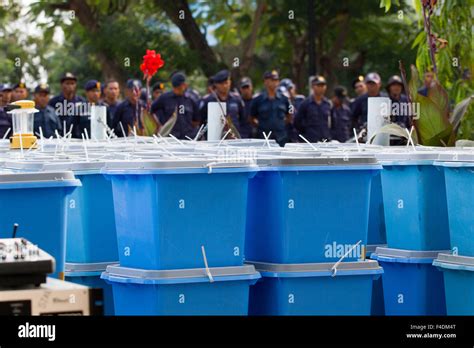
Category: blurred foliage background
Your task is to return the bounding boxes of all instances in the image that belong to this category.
[1,0,421,92]
[0,0,471,136]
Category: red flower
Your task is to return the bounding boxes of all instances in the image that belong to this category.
[140,50,165,78]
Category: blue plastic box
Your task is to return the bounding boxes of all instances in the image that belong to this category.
[433,253,474,315]
[248,260,383,315]
[66,169,118,263]
[0,172,80,278]
[102,264,260,315]
[435,159,474,256]
[367,172,386,245]
[371,247,447,315]
[366,245,386,316]
[103,160,257,270]
[245,156,381,263]
[2,160,118,264]
[65,262,116,316]
[379,154,450,250]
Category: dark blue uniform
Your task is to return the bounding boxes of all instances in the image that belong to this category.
[151,91,199,139]
[240,98,254,138]
[250,90,290,146]
[331,104,352,143]
[287,95,305,142]
[104,101,120,127]
[350,92,388,131]
[390,94,412,129]
[294,97,332,142]
[186,88,201,105]
[0,107,11,138]
[48,93,86,138]
[418,86,428,97]
[112,99,145,137]
[77,101,113,137]
[34,105,62,138]
[199,92,246,135]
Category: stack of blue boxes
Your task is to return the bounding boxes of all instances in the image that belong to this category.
[433,153,474,315]
[0,169,80,278]
[371,152,450,315]
[245,155,384,315]
[60,161,118,316]
[4,160,119,316]
[101,159,261,315]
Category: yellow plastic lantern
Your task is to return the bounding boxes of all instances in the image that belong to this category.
[7,100,38,149]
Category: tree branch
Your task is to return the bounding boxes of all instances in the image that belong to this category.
[156,0,222,77]
[239,0,266,75]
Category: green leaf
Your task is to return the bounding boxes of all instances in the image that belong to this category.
[368,123,418,144]
[411,30,426,49]
[415,93,453,146]
[379,0,391,12]
[427,81,450,120]
[451,96,474,131]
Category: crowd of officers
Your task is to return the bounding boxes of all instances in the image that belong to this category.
[0,68,435,146]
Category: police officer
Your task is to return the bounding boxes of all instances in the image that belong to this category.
[33,84,62,138]
[49,72,86,138]
[151,72,200,139]
[352,75,367,98]
[152,81,165,101]
[0,84,13,138]
[330,86,352,143]
[112,79,145,137]
[11,82,29,102]
[280,78,305,143]
[238,77,255,138]
[0,83,12,107]
[199,69,246,136]
[280,78,305,110]
[294,76,332,143]
[250,70,291,146]
[82,80,113,136]
[350,72,387,133]
[102,79,121,124]
[386,75,411,129]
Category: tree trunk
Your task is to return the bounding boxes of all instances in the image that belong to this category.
[157,0,222,77]
[49,0,125,84]
[290,32,309,95]
[237,0,266,79]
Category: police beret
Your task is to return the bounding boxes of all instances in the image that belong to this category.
[213,70,230,83]
[263,70,280,80]
[311,75,327,85]
[152,81,165,92]
[60,72,78,83]
[0,83,13,92]
[280,78,294,90]
[34,84,50,94]
[386,75,403,88]
[333,86,348,99]
[352,75,365,89]
[171,72,186,88]
[239,77,252,88]
[126,79,142,90]
[13,82,27,90]
[84,80,101,91]
[365,72,381,84]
